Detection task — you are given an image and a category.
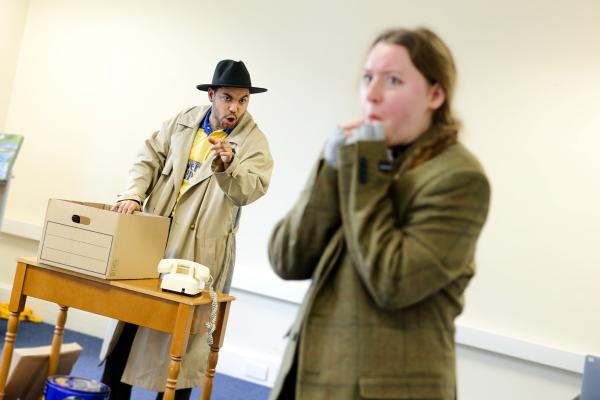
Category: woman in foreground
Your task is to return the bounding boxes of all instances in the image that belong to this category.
[268,27,491,400]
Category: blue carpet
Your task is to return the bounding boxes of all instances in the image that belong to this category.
[0,319,270,400]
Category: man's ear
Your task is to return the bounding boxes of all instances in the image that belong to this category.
[428,83,446,111]
[208,87,215,102]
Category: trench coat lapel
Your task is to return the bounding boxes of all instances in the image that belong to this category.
[171,129,194,193]
[171,106,210,194]
[186,154,215,188]
[182,115,244,191]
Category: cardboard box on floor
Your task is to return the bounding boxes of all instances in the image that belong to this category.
[38,199,170,279]
[4,342,82,400]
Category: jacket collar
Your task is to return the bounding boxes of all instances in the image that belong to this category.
[176,105,255,146]
[171,105,257,195]
[177,105,210,129]
[200,109,233,135]
[392,124,445,171]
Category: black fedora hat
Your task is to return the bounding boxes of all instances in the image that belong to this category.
[196,59,267,94]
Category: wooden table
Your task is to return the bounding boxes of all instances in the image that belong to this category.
[0,257,235,400]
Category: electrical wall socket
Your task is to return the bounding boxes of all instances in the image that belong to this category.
[244,361,269,382]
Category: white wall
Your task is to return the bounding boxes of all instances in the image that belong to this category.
[0,0,30,285]
[456,345,580,399]
[1,0,598,398]
[0,0,29,130]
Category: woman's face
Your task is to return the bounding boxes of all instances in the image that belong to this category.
[360,42,444,146]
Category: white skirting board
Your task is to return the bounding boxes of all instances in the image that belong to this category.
[455,324,584,374]
[0,218,41,241]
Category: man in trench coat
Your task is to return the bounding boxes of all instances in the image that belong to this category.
[100,59,273,399]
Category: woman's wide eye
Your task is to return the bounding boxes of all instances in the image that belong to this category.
[388,76,401,85]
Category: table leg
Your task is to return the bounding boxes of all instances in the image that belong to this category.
[48,305,68,376]
[0,312,22,399]
[202,301,231,400]
[0,262,28,399]
[164,304,194,400]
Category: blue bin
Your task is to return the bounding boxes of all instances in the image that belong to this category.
[45,375,110,400]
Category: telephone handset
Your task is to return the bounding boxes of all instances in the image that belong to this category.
[157,258,218,345]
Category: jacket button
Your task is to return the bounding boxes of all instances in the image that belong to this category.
[190,224,195,230]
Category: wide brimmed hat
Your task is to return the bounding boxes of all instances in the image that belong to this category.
[196,59,267,94]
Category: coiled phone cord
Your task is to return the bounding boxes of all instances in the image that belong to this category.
[205,277,218,346]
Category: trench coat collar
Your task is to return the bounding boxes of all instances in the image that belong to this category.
[176,105,252,146]
[172,105,254,193]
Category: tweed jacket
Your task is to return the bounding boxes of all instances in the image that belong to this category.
[100,105,273,391]
[269,131,490,400]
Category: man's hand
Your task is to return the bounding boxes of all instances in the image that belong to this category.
[111,200,140,214]
[208,137,234,170]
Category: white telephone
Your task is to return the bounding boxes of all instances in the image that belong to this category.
[157,258,219,346]
[157,258,211,296]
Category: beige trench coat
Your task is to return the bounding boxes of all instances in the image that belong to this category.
[269,129,490,399]
[99,105,273,391]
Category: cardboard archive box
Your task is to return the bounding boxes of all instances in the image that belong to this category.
[4,342,82,400]
[37,199,170,279]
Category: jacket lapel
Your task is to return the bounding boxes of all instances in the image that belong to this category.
[186,155,215,187]
[171,106,211,193]
[181,112,249,191]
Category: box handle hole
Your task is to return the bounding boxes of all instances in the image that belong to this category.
[71,214,90,225]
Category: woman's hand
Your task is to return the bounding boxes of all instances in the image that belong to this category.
[344,120,385,144]
[325,118,385,168]
[341,119,364,139]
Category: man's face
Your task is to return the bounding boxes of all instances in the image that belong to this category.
[208,87,250,131]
